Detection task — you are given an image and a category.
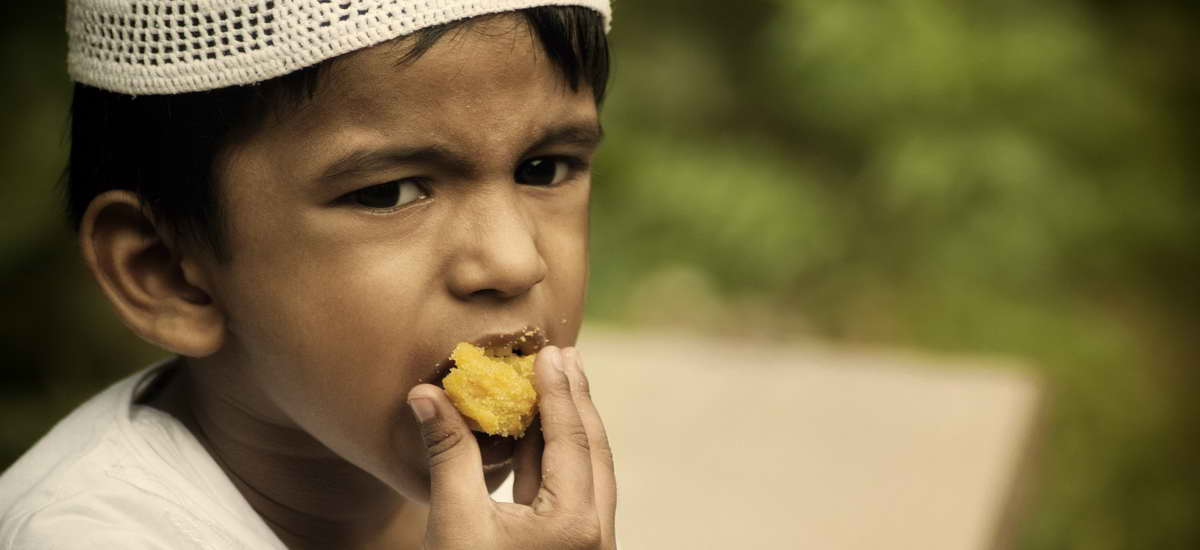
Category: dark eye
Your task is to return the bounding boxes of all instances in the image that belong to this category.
[348,180,426,210]
[514,157,570,186]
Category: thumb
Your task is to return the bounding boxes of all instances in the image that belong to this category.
[407,384,490,511]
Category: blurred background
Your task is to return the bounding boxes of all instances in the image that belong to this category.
[2,1,1198,548]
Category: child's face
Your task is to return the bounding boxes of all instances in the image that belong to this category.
[198,18,599,500]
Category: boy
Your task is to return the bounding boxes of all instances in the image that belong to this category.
[0,1,616,548]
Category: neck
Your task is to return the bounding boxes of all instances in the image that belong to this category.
[145,359,427,550]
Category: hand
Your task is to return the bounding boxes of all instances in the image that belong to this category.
[407,346,617,549]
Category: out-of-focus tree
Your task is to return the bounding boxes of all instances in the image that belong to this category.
[591,1,1200,548]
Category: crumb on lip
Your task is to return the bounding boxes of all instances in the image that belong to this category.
[503,326,547,357]
[430,327,546,389]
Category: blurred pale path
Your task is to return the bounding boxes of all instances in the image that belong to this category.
[579,328,1039,550]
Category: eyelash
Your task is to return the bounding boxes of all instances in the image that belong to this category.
[340,178,430,213]
[340,155,589,213]
[515,155,588,187]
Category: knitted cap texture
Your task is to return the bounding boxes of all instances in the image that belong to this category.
[67,0,612,95]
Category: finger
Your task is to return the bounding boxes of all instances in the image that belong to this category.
[512,417,544,505]
[407,384,491,513]
[532,345,595,514]
[561,348,618,533]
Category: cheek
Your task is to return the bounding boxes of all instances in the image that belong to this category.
[216,227,441,491]
[219,177,436,383]
[537,185,591,339]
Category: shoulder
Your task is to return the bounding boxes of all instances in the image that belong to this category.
[0,435,241,550]
[1,485,240,550]
[0,369,151,512]
[0,435,272,550]
[0,364,280,549]
[2,494,182,549]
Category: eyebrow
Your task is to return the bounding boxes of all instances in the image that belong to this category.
[319,121,604,183]
[319,144,472,182]
[521,122,605,158]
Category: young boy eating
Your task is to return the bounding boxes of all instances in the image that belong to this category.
[0,1,616,548]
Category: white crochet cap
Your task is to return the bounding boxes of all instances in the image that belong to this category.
[67,0,612,95]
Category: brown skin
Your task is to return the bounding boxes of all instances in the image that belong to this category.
[77,16,615,550]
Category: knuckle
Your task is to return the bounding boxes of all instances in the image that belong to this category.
[421,423,466,467]
[543,415,592,452]
[595,442,615,469]
[531,490,558,516]
[562,424,592,452]
[558,513,602,550]
[545,370,574,398]
[570,368,592,397]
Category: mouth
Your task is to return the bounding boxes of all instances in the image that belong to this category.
[425,326,547,466]
[468,327,548,360]
[427,326,547,388]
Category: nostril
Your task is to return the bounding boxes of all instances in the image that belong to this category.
[444,225,547,300]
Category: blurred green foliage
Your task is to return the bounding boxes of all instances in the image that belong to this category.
[2,1,1198,548]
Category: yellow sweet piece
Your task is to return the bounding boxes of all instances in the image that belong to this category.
[443,342,537,438]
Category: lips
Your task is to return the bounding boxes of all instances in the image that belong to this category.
[425,326,547,389]
[468,327,547,360]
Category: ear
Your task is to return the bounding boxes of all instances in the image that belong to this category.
[79,190,225,357]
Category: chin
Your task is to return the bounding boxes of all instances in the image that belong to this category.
[483,462,515,494]
[399,460,514,504]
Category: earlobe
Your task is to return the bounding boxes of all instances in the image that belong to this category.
[79,190,225,357]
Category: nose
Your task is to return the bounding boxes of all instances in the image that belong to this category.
[445,188,548,300]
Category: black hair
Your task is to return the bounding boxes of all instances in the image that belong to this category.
[64,6,609,259]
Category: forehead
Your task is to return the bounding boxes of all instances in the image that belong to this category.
[270,16,596,150]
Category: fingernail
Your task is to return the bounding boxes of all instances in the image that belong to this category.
[548,347,565,373]
[409,398,436,423]
[561,348,580,375]
[576,349,585,373]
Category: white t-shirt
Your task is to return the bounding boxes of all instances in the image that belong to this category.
[1,363,518,549]
[0,363,287,549]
